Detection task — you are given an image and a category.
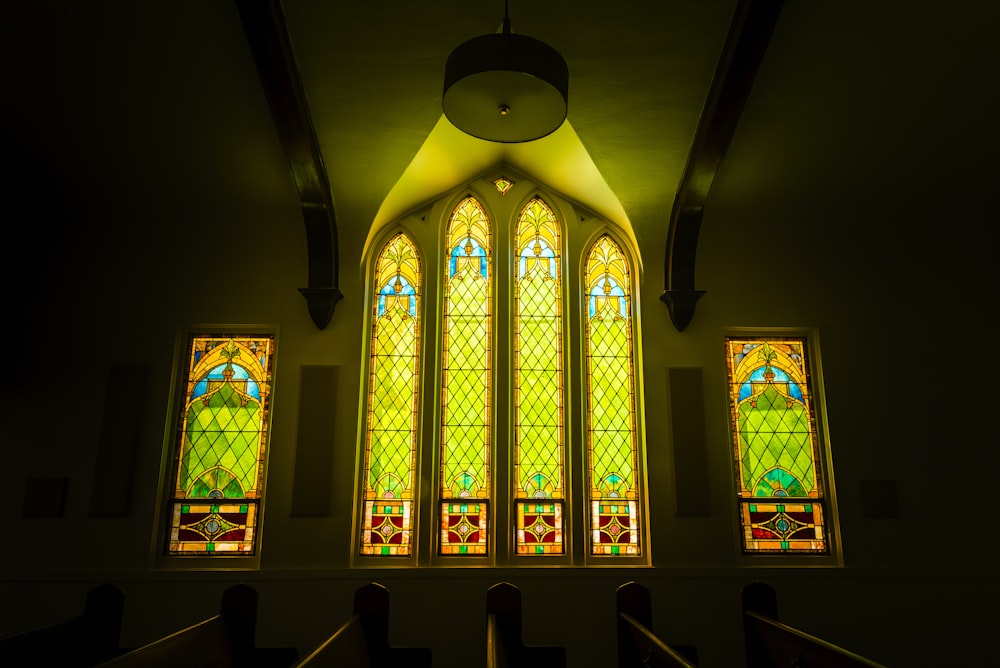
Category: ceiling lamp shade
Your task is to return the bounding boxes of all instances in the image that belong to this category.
[443,7,568,143]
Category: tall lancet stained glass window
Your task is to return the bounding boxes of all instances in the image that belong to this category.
[167,335,275,554]
[724,337,829,553]
[362,234,422,556]
[513,197,565,554]
[585,236,641,555]
[440,197,492,555]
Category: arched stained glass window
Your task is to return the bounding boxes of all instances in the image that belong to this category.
[439,197,492,555]
[584,236,641,556]
[359,177,649,563]
[361,233,422,556]
[167,334,275,554]
[513,197,565,554]
[724,336,828,553]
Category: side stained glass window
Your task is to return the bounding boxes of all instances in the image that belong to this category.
[362,234,422,556]
[440,197,492,555]
[513,197,565,554]
[584,236,641,556]
[167,335,275,555]
[724,336,829,553]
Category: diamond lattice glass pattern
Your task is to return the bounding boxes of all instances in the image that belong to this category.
[584,236,640,556]
[725,337,828,554]
[513,198,565,554]
[362,234,421,556]
[167,335,275,555]
[440,197,492,555]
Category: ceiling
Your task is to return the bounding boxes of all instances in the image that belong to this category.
[4,0,993,288]
[272,0,736,253]
[276,0,740,248]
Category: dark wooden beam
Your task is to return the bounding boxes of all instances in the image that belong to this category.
[235,0,342,330]
[661,0,784,331]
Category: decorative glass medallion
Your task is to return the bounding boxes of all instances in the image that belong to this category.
[516,501,563,554]
[493,176,513,195]
[440,502,488,555]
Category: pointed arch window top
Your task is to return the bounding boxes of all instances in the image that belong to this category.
[587,235,631,319]
[516,197,561,281]
[375,234,421,318]
[447,197,492,281]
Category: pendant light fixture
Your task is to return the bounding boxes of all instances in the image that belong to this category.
[442,0,569,143]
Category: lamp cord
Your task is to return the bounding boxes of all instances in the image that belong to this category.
[503,0,511,35]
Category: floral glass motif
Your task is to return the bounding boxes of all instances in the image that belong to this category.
[513,197,565,554]
[362,234,422,556]
[440,197,492,555]
[585,236,641,555]
[724,337,828,553]
[167,335,275,554]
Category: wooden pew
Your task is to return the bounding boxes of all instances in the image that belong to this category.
[616,581,699,668]
[486,582,565,668]
[97,583,296,668]
[294,582,431,667]
[742,582,887,668]
[0,583,126,667]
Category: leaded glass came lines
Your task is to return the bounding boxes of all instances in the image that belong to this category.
[167,335,275,555]
[724,337,828,554]
[440,197,491,555]
[514,197,565,554]
[362,234,421,556]
[584,236,640,556]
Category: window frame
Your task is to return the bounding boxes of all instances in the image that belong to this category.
[152,325,279,570]
[354,170,650,567]
[353,230,430,565]
[722,327,843,567]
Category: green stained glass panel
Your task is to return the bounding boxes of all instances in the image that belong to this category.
[440,198,492,555]
[584,236,640,556]
[725,336,829,553]
[167,335,275,555]
[514,198,565,523]
[362,234,421,556]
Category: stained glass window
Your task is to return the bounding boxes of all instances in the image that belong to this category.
[724,337,829,553]
[362,180,648,563]
[361,233,422,556]
[439,197,492,555]
[584,236,641,556]
[513,197,565,554]
[167,335,275,555]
